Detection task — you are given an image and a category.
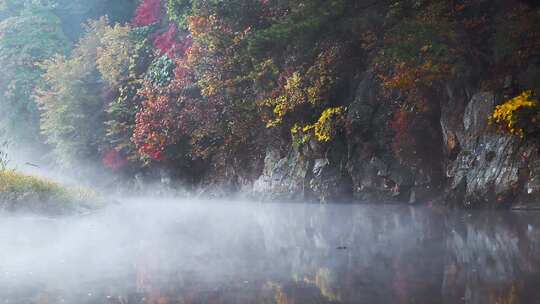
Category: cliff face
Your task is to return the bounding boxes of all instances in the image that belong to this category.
[249,74,540,207]
[444,92,540,208]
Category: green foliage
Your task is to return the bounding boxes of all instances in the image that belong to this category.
[37,17,156,168]
[105,80,143,158]
[376,0,460,93]
[183,0,357,173]
[246,0,347,60]
[167,0,192,30]
[0,0,533,187]
[0,10,69,143]
[37,18,109,167]
[104,23,155,163]
[0,0,56,16]
[146,54,175,86]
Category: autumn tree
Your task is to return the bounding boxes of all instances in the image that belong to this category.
[0,6,70,144]
[37,18,112,167]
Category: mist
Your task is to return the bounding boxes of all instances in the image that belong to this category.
[1,199,540,304]
[1,0,540,303]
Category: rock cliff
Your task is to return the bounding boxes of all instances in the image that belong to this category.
[251,75,540,207]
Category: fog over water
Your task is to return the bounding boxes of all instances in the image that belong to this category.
[1,198,540,304]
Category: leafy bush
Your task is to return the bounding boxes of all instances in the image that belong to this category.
[491,90,540,138]
[290,106,344,146]
[312,106,344,142]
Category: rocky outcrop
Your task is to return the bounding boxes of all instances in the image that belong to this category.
[253,147,312,201]
[252,143,353,203]
[253,72,428,203]
[444,92,540,207]
[345,72,414,202]
[309,140,353,203]
[252,77,540,207]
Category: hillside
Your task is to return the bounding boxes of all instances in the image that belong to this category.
[0,0,539,207]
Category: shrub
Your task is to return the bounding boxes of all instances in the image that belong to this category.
[0,171,106,215]
[260,46,341,129]
[491,90,540,138]
[313,106,344,142]
[290,106,344,146]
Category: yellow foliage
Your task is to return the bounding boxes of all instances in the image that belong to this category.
[261,47,339,128]
[314,107,344,142]
[290,106,344,144]
[491,90,538,138]
[96,23,134,85]
[262,72,306,128]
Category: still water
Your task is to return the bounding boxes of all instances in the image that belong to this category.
[0,199,539,304]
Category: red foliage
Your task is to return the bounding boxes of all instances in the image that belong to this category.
[102,149,129,171]
[132,0,162,27]
[132,87,175,161]
[153,23,192,58]
[132,55,202,161]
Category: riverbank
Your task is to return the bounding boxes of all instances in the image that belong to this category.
[0,170,106,215]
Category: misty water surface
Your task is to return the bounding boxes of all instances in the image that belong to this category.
[1,199,540,304]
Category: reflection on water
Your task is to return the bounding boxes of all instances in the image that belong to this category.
[0,199,539,304]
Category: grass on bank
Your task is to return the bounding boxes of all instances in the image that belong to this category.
[0,170,106,215]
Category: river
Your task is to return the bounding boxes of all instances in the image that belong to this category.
[0,199,539,304]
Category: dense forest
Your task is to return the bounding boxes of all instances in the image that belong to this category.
[1,0,539,207]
